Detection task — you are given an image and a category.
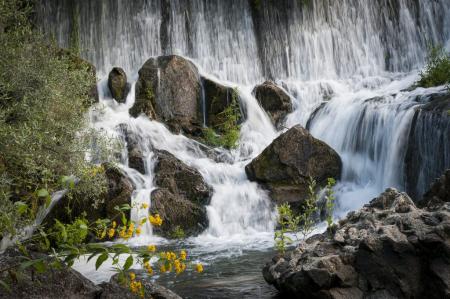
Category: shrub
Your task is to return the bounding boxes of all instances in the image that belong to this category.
[417,46,450,88]
[203,88,241,149]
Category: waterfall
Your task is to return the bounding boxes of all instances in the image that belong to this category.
[35,0,450,244]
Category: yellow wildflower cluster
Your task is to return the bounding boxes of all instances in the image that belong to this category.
[158,250,189,275]
[144,261,153,275]
[147,245,156,252]
[84,165,104,178]
[196,263,204,273]
[140,203,149,209]
[149,214,162,226]
[129,272,143,297]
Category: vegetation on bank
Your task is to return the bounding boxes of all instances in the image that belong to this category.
[203,88,241,149]
[417,46,450,89]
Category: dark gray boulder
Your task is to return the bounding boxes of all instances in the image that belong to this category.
[150,150,210,237]
[130,55,203,136]
[245,125,342,209]
[418,169,450,210]
[263,188,450,298]
[253,81,293,129]
[108,67,129,103]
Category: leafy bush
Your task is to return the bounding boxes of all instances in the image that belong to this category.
[203,89,241,149]
[0,0,107,222]
[417,46,450,88]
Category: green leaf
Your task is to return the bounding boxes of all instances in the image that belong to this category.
[37,188,49,198]
[0,280,11,293]
[95,252,108,270]
[33,260,47,273]
[123,255,133,271]
[15,201,28,215]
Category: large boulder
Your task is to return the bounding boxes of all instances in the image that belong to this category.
[253,81,293,129]
[130,55,203,136]
[263,188,450,298]
[150,150,210,237]
[108,67,129,103]
[245,125,341,208]
[43,163,134,226]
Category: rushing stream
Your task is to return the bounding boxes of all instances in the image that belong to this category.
[35,0,450,297]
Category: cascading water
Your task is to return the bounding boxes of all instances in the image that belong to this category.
[35,0,450,297]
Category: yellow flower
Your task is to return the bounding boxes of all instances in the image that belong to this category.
[129,272,136,281]
[128,223,135,232]
[108,228,115,238]
[149,214,163,226]
[144,262,153,275]
[147,245,156,252]
[112,221,117,228]
[98,229,106,240]
[136,226,142,235]
[180,250,187,260]
[160,252,166,259]
[140,203,149,209]
[196,263,204,273]
[160,264,166,273]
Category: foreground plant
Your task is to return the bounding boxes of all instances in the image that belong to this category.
[274,177,336,254]
[416,45,450,89]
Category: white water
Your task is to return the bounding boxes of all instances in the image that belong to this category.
[35,0,450,287]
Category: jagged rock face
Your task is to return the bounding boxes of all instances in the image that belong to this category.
[43,163,134,226]
[263,188,450,299]
[253,81,293,129]
[418,169,450,210]
[150,150,210,237]
[107,67,129,103]
[405,92,450,200]
[245,125,342,209]
[130,55,203,136]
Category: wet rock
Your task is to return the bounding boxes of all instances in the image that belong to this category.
[130,55,203,136]
[43,163,134,226]
[150,150,210,237]
[253,81,293,129]
[0,247,101,299]
[202,77,239,131]
[108,67,129,103]
[99,273,181,299]
[405,92,450,200]
[263,188,450,298]
[245,125,342,209]
[418,169,450,210]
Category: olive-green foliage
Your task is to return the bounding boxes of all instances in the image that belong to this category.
[203,89,240,149]
[0,0,107,232]
[50,217,89,247]
[417,46,450,88]
[325,178,336,233]
[170,225,186,239]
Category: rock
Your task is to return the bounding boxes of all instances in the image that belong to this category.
[117,124,146,174]
[43,163,134,227]
[99,273,181,299]
[130,55,203,136]
[0,247,102,298]
[202,77,239,131]
[418,169,450,210]
[253,81,293,129]
[263,188,450,298]
[108,67,129,103]
[150,150,210,237]
[404,92,450,200]
[245,125,342,209]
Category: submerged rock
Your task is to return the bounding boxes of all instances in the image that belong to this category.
[253,81,293,129]
[263,188,450,298]
[245,125,342,209]
[150,150,210,237]
[130,55,203,136]
[108,67,129,103]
